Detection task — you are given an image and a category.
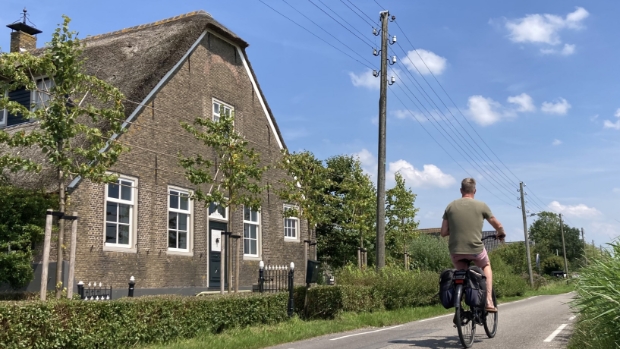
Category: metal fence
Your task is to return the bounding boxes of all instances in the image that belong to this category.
[77,281,113,300]
[257,261,295,317]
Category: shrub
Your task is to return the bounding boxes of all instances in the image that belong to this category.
[295,285,384,319]
[489,242,533,275]
[0,293,288,349]
[541,255,566,275]
[407,234,452,272]
[571,241,620,348]
[493,272,528,297]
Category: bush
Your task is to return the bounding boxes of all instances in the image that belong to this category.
[295,285,384,319]
[489,242,533,275]
[0,293,288,349]
[407,234,452,272]
[493,272,528,297]
[570,241,620,348]
[541,255,566,275]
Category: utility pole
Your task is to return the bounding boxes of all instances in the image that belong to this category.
[559,213,569,276]
[519,182,534,287]
[375,10,389,270]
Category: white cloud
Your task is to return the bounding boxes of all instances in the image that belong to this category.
[552,139,562,146]
[467,95,503,126]
[541,98,571,115]
[505,7,589,45]
[612,188,620,194]
[349,69,379,90]
[393,109,427,123]
[590,222,620,240]
[603,108,620,130]
[388,160,455,188]
[540,43,576,56]
[353,148,377,181]
[507,93,535,112]
[548,201,602,219]
[402,49,447,75]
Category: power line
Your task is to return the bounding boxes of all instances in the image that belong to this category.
[341,0,377,27]
[307,0,375,48]
[259,0,374,69]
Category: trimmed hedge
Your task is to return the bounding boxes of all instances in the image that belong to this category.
[294,285,384,319]
[0,293,288,349]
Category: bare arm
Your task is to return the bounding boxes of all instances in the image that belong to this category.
[440,219,450,237]
[487,216,506,241]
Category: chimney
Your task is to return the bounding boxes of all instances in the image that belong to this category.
[6,9,42,53]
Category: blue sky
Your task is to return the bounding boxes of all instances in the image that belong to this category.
[2,1,618,247]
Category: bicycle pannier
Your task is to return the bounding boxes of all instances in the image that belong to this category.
[464,266,487,309]
[439,269,455,309]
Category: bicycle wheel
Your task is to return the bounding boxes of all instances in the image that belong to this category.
[455,284,476,348]
[483,289,498,338]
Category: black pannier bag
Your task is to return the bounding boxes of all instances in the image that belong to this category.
[439,269,455,309]
[464,266,487,309]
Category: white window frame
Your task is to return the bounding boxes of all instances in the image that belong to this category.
[0,90,6,128]
[103,175,138,252]
[212,98,233,122]
[167,186,193,255]
[31,77,53,110]
[283,204,300,241]
[243,206,261,259]
[208,202,229,222]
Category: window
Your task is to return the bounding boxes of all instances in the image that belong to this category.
[243,206,260,257]
[212,99,232,122]
[105,178,135,247]
[1,77,53,129]
[32,78,53,110]
[208,202,227,220]
[283,204,299,240]
[0,91,6,128]
[168,188,191,252]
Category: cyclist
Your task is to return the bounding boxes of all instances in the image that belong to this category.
[440,178,506,312]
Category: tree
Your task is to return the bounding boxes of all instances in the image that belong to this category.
[385,172,419,265]
[529,211,584,264]
[0,185,57,288]
[180,110,267,292]
[316,155,376,268]
[0,16,127,298]
[277,150,331,260]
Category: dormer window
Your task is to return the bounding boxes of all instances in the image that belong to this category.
[212,99,232,122]
[0,77,53,129]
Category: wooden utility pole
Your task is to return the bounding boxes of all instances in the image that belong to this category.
[375,10,390,270]
[519,182,534,286]
[559,213,569,276]
[67,212,78,299]
[40,210,54,301]
[220,233,226,295]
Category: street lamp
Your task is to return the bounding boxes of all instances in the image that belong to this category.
[530,212,569,277]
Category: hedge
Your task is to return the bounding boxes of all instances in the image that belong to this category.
[0,293,288,349]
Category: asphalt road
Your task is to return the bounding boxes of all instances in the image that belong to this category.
[268,292,576,349]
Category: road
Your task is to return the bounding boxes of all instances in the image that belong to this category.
[268,292,575,349]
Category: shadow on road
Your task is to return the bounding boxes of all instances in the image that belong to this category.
[389,335,469,348]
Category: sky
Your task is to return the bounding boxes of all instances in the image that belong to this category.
[2,1,618,248]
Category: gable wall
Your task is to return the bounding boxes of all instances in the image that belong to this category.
[66,30,309,291]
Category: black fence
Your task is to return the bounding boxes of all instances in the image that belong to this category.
[257,262,295,317]
[77,281,113,300]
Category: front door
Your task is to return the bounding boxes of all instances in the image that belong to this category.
[209,221,228,288]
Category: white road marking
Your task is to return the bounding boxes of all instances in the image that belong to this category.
[569,316,576,321]
[329,325,404,341]
[419,314,451,322]
[544,324,568,342]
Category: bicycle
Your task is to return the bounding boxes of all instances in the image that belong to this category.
[452,235,499,348]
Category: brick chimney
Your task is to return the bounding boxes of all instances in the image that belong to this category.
[7,9,42,52]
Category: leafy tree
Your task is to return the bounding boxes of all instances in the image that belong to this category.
[277,150,331,258]
[316,155,376,268]
[529,211,584,264]
[541,255,566,275]
[0,185,57,288]
[180,110,267,292]
[489,242,535,275]
[0,16,127,297]
[385,172,418,264]
[407,234,451,272]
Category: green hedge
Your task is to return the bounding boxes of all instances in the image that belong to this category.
[0,293,288,349]
[294,285,384,319]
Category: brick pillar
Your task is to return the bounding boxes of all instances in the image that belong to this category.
[10,31,37,52]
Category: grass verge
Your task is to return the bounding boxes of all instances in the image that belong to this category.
[145,281,573,349]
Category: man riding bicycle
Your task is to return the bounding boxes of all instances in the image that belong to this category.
[440,178,506,313]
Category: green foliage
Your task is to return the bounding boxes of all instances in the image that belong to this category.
[541,255,566,275]
[0,293,288,349]
[0,186,57,288]
[529,211,583,265]
[493,272,528,297]
[295,285,384,319]
[489,242,532,275]
[316,155,376,267]
[571,241,620,348]
[180,110,267,214]
[406,234,452,272]
[0,16,127,182]
[385,172,419,263]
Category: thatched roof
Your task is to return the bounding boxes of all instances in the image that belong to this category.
[2,10,286,190]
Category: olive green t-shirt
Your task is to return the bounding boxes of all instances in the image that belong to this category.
[442,198,493,254]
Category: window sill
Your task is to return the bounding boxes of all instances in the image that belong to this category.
[103,244,136,253]
[243,255,261,261]
[284,237,300,243]
[166,249,193,257]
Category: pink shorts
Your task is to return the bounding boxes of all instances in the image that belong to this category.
[450,248,490,270]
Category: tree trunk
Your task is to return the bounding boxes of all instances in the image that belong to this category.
[56,165,65,299]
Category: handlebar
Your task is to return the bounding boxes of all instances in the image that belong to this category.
[482,235,498,241]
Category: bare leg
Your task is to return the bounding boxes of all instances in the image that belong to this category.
[483,263,494,307]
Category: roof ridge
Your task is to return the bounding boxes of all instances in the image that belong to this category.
[84,10,211,41]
